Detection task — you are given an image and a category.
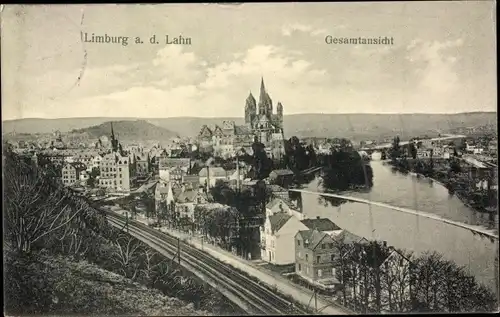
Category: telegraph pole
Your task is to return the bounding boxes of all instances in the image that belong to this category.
[177,236,181,266]
[314,289,318,313]
[125,212,129,233]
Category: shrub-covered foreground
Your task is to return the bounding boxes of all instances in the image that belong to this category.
[3,149,237,315]
[4,247,211,316]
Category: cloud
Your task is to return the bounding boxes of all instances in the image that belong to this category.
[406,38,464,93]
[152,46,205,86]
[281,23,329,37]
[35,44,332,118]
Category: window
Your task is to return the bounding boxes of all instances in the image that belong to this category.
[298,252,301,258]
[316,256,321,263]
[332,268,336,276]
[321,244,325,249]
[318,269,322,277]
[305,254,309,261]
[297,240,301,246]
[329,243,333,249]
[298,264,302,271]
[331,254,335,261]
[399,258,404,266]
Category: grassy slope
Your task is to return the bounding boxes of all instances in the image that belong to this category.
[4,247,211,316]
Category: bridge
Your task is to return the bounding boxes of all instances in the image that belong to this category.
[360,134,467,153]
[288,189,499,241]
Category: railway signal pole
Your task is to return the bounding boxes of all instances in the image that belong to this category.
[177,236,181,266]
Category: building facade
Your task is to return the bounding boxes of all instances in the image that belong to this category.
[295,229,339,284]
[61,162,86,186]
[197,78,285,156]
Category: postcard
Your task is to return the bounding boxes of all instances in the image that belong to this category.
[2,2,498,315]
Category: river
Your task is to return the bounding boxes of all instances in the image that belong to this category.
[300,160,498,291]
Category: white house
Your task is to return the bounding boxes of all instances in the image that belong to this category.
[159,157,191,182]
[154,180,175,211]
[198,166,229,188]
[260,212,309,265]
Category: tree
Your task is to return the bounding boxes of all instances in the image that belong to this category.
[390,136,402,161]
[251,140,272,180]
[111,235,142,280]
[333,234,355,306]
[409,143,418,159]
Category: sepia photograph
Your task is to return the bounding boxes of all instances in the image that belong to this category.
[2,2,498,315]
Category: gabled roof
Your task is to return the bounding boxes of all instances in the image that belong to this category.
[301,218,341,232]
[235,125,253,135]
[267,184,287,192]
[271,169,294,176]
[159,158,190,169]
[198,167,227,177]
[296,229,331,251]
[183,175,200,184]
[266,197,293,210]
[269,212,292,234]
[176,190,199,203]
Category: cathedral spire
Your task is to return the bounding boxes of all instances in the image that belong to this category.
[260,77,266,95]
[110,122,119,153]
[110,122,115,140]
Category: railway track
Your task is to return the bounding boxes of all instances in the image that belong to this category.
[106,211,310,315]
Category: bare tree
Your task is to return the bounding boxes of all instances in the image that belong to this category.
[4,164,85,253]
[111,235,142,280]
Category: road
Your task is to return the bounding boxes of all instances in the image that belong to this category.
[106,210,313,315]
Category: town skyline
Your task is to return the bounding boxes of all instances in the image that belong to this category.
[2,2,497,120]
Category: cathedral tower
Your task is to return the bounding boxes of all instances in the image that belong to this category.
[245,92,256,126]
[258,77,272,116]
[277,102,284,127]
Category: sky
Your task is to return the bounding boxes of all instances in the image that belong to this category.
[1,2,497,120]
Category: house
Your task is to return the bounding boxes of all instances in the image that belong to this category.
[198,166,230,188]
[174,186,208,223]
[159,157,191,182]
[295,229,339,287]
[90,154,103,170]
[61,162,86,186]
[260,212,309,265]
[226,167,248,189]
[267,184,289,201]
[301,217,342,236]
[416,148,433,159]
[98,152,131,192]
[269,169,294,188]
[134,152,150,177]
[266,197,305,220]
[154,180,176,211]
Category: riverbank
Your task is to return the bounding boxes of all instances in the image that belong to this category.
[387,159,498,217]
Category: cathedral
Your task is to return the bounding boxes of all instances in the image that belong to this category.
[244,77,284,143]
[197,78,285,157]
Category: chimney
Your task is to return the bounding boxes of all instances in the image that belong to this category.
[383,241,387,248]
[316,216,320,220]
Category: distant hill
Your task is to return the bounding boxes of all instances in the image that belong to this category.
[70,120,179,141]
[2,112,497,142]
